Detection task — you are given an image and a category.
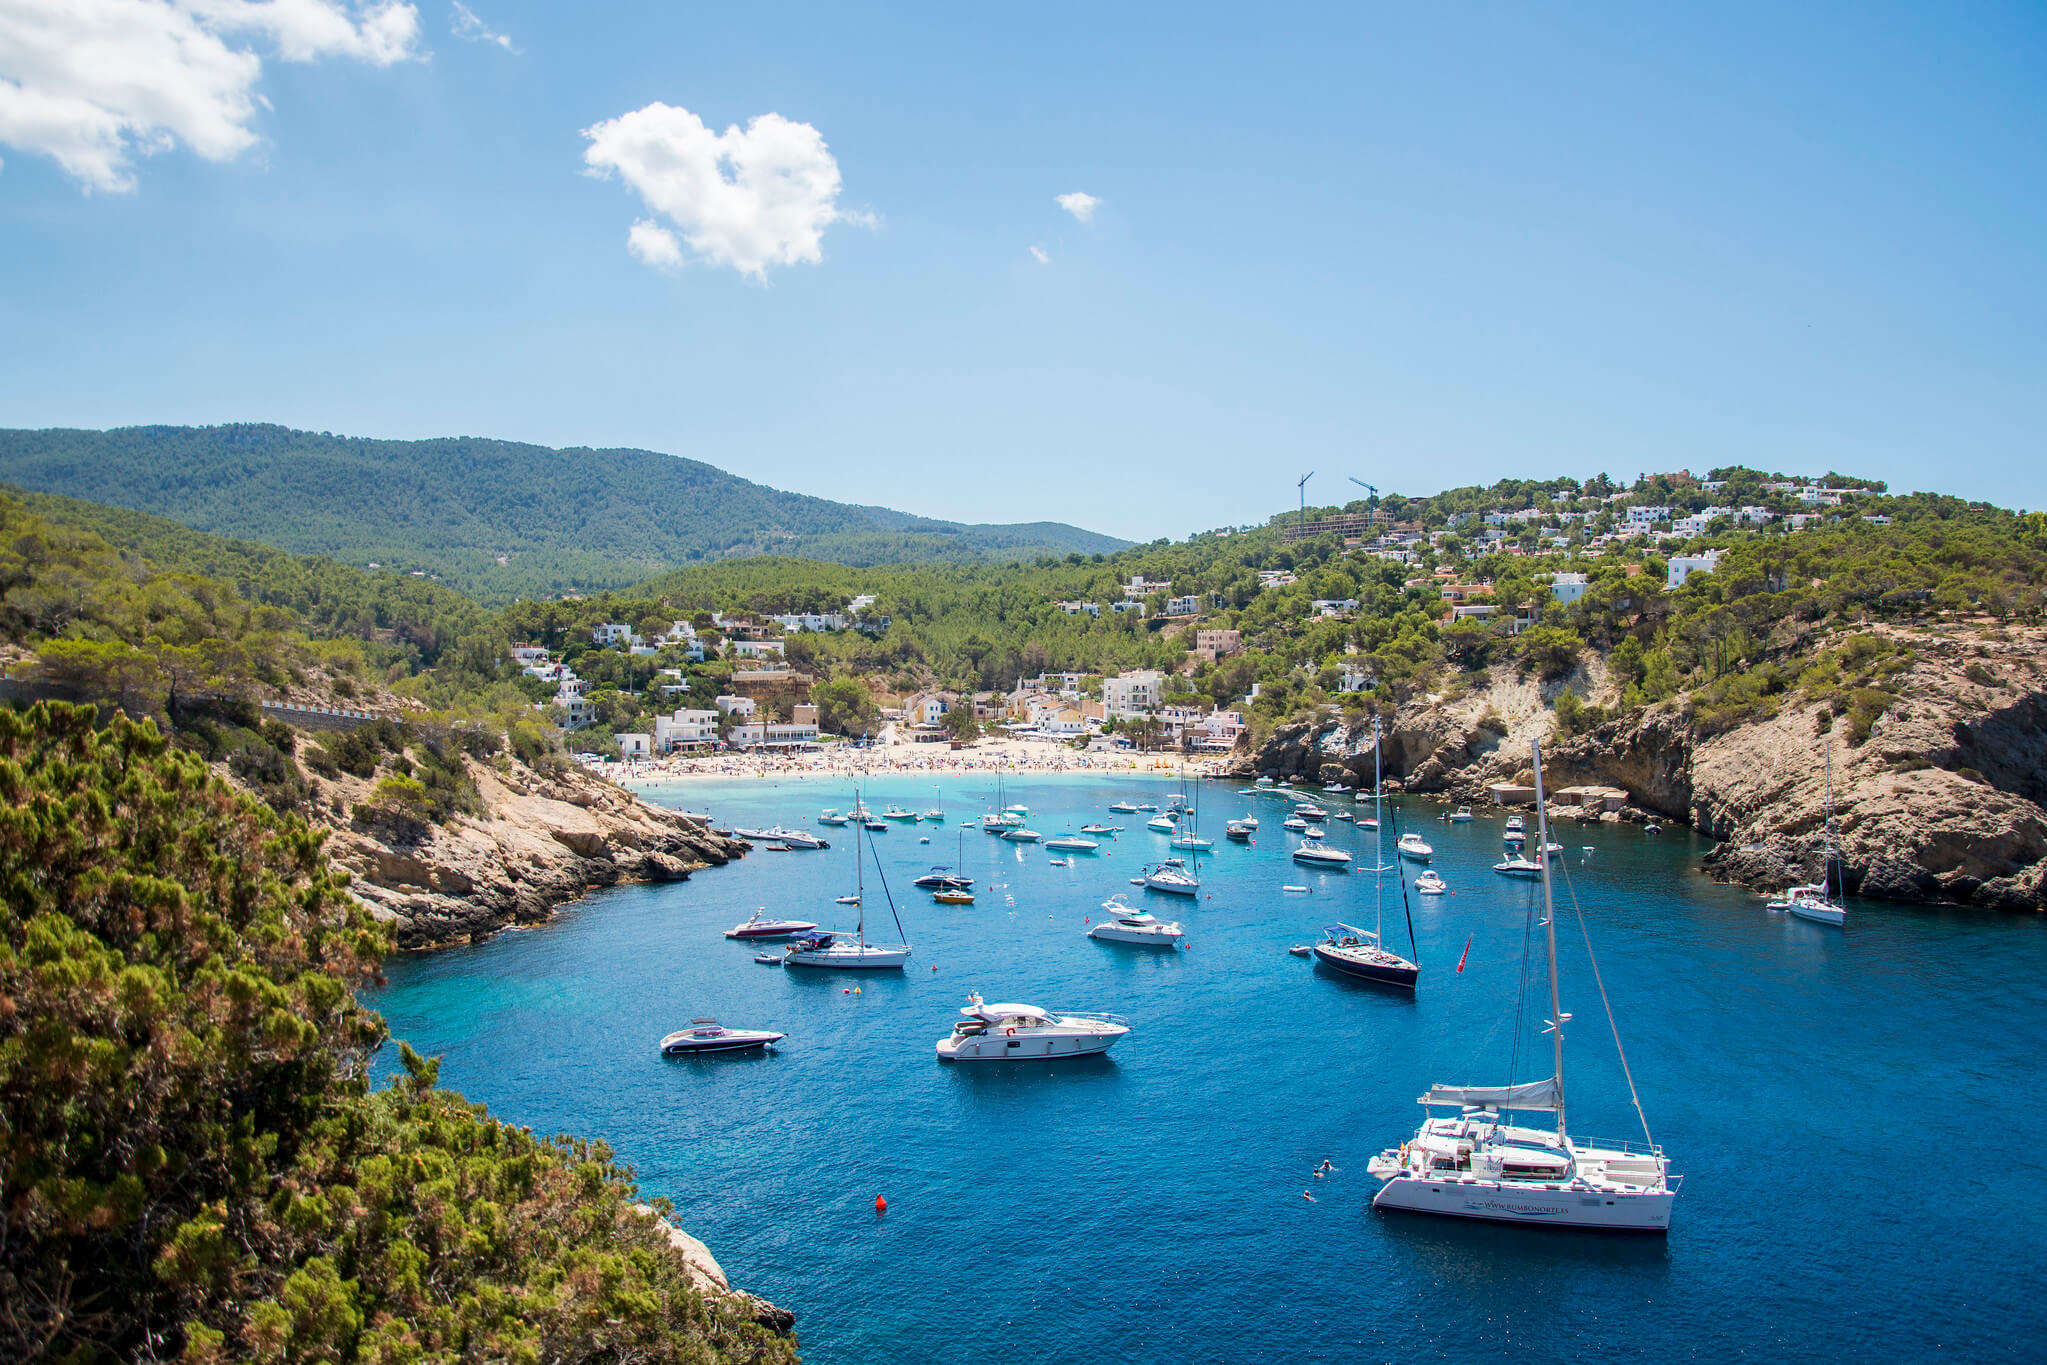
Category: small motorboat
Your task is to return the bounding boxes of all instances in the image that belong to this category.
[1331,812,1353,822]
[1288,944,1313,956]
[1108,801,1140,814]
[753,953,783,965]
[1088,896,1183,947]
[1225,820,1253,842]
[913,867,973,890]
[1239,815,1259,830]
[835,895,861,905]
[763,843,793,852]
[885,806,919,821]
[1493,856,1544,878]
[1449,806,1474,822]
[1143,860,1201,896]
[1080,824,1119,836]
[1292,840,1352,868]
[724,909,819,939]
[933,888,976,905]
[1415,870,1448,895]
[1001,827,1042,843]
[818,809,849,826]
[1292,804,1328,820]
[919,836,931,844]
[1645,822,1664,834]
[1283,885,1311,894]
[1049,858,1069,867]
[1503,815,1527,844]
[755,825,831,849]
[1003,803,1031,816]
[1147,815,1179,833]
[1357,816,1379,830]
[864,819,888,832]
[1136,803,1160,812]
[1302,825,1326,839]
[1045,835,1102,852]
[1283,815,1309,831]
[1396,833,1434,862]
[936,993,1130,1061]
[660,1019,786,1056]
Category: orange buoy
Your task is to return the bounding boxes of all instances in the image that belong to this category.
[875,1195,888,1214]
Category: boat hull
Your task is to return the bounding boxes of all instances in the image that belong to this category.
[1786,901,1847,926]
[1371,1174,1673,1231]
[1089,925,1182,947]
[662,1033,784,1056]
[1311,943,1418,989]
[936,1030,1124,1061]
[784,947,910,969]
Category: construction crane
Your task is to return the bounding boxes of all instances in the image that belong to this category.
[1348,476,1378,512]
[1297,471,1314,534]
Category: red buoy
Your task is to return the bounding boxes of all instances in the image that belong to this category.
[875,1195,888,1214]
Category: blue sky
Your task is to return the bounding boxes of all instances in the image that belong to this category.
[1,2,2042,539]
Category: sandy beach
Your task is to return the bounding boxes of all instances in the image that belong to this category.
[608,732,1232,785]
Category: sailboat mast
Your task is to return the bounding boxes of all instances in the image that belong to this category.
[1373,717,1385,940]
[1823,736,1837,905]
[855,788,866,949]
[1530,738,1567,1143]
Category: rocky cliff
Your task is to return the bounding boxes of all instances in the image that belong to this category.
[287,747,747,949]
[1235,626,2047,911]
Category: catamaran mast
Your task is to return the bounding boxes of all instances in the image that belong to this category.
[1530,738,1567,1145]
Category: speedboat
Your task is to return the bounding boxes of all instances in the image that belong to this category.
[1292,839,1352,868]
[1357,816,1379,830]
[1256,776,1275,786]
[1415,870,1448,895]
[1493,855,1543,878]
[1302,825,1326,839]
[1325,782,1351,794]
[1088,895,1184,947]
[659,1019,786,1055]
[724,908,820,939]
[1331,812,1353,822]
[1108,801,1140,814]
[818,809,849,826]
[1225,820,1253,842]
[1136,803,1160,812]
[1143,860,1201,896]
[913,867,973,890]
[835,895,861,905]
[863,819,888,832]
[1080,824,1118,836]
[1293,804,1327,820]
[1503,815,1527,844]
[1396,833,1434,862]
[1238,815,1259,830]
[884,806,918,821]
[783,930,910,969]
[1282,816,1309,831]
[935,993,1130,1061]
[1001,827,1042,843]
[1147,815,1179,833]
[1540,841,1565,859]
[1449,806,1474,822]
[1170,832,1214,851]
[1311,922,1417,989]
[1003,803,1030,816]
[1045,834,1101,852]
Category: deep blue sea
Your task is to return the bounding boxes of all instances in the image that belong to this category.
[368,774,2047,1364]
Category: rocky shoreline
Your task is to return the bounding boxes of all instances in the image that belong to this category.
[1231,626,2047,911]
[306,750,749,950]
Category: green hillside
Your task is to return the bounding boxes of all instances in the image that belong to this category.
[0,424,1129,603]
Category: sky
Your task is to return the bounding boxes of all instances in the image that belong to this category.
[1,2,2042,540]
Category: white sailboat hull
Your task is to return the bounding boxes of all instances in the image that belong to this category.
[1787,899,1846,926]
[1370,1174,1674,1231]
[784,945,910,969]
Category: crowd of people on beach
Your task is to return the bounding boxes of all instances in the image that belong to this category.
[607,735,1231,784]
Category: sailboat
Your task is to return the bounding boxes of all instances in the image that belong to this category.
[1310,717,1418,988]
[1767,732,1848,926]
[983,772,1024,830]
[1364,736,1679,1230]
[1169,776,1212,850]
[785,793,913,969]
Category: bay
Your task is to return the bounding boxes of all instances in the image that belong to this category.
[369,773,2047,1363]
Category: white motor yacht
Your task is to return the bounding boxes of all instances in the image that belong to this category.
[1292,804,1328,820]
[1001,827,1042,842]
[659,1019,786,1055]
[818,809,849,826]
[1080,823,1119,836]
[1292,839,1353,868]
[724,909,820,939]
[1088,895,1184,947]
[1415,870,1448,895]
[1003,803,1030,816]
[1143,860,1201,896]
[1302,825,1326,839]
[936,994,1130,1061]
[1108,801,1140,814]
[1045,834,1101,852]
[1365,736,1678,1230]
[1225,820,1254,842]
[1449,806,1474,822]
[1493,856,1544,878]
[884,806,918,822]
[1282,815,1309,831]
[1238,815,1259,830]
[1147,815,1179,833]
[1397,832,1434,862]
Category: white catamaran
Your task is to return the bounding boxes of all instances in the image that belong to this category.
[1364,737,1679,1230]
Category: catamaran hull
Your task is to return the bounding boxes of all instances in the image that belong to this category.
[1310,944,1418,989]
[1370,1175,1673,1231]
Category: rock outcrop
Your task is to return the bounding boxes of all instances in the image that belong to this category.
[1231,626,2047,911]
[291,752,746,949]
[636,1206,796,1335]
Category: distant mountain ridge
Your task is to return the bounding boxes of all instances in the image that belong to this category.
[0,424,1128,603]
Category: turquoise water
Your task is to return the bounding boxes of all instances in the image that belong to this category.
[369,775,2047,1363]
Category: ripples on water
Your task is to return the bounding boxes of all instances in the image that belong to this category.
[370,775,2047,1364]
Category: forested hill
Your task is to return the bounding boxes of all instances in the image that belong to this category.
[0,424,1128,603]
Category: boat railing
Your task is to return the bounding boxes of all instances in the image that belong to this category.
[1056,1011,1131,1027]
[1571,1134,1665,1158]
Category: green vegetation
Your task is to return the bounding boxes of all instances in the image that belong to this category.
[0,425,1128,603]
[0,702,796,1363]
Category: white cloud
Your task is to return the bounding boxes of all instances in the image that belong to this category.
[627,219,683,271]
[581,101,865,279]
[0,0,422,193]
[1028,244,1049,264]
[1055,190,1100,223]
[448,0,512,52]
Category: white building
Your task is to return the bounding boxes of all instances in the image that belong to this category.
[1054,600,1102,617]
[654,708,722,750]
[510,643,550,667]
[728,639,785,659]
[1547,572,1590,606]
[770,611,848,633]
[1670,512,1717,538]
[1310,598,1359,617]
[1102,669,1164,719]
[713,694,757,718]
[1625,506,1672,528]
[1737,506,1774,525]
[1192,710,1246,750]
[593,623,635,647]
[1667,548,1724,590]
[614,733,652,758]
[1166,594,1201,617]
[1798,486,1845,506]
